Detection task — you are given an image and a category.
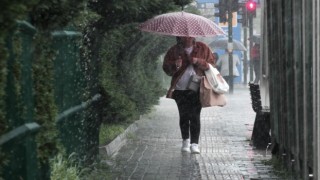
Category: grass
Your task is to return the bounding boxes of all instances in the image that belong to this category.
[78,157,114,180]
[99,123,129,145]
[99,108,156,146]
[50,153,80,180]
[50,152,116,180]
[50,120,137,179]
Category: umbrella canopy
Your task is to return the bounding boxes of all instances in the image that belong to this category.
[209,37,247,51]
[138,11,226,37]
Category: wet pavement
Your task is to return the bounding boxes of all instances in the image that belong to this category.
[104,85,282,180]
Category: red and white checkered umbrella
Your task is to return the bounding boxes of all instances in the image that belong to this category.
[139,11,226,37]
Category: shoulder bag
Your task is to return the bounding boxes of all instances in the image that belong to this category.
[200,76,227,107]
[204,64,229,94]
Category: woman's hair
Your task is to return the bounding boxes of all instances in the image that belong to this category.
[176,37,183,46]
[175,37,196,57]
[176,37,184,57]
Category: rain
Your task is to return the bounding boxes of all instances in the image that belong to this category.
[0,1,319,180]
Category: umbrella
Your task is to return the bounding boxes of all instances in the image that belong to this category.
[248,34,260,44]
[209,37,247,51]
[196,35,225,45]
[138,11,226,37]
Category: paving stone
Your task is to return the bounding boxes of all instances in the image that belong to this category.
[104,86,282,179]
[143,173,156,179]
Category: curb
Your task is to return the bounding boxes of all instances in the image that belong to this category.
[99,121,139,157]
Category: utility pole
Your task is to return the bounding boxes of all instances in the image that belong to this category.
[215,0,238,93]
[245,0,257,82]
[228,0,234,94]
[249,14,253,81]
[243,26,248,84]
[240,3,248,85]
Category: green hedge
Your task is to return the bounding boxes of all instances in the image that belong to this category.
[0,0,87,177]
[0,1,40,175]
[32,34,59,164]
[98,24,175,123]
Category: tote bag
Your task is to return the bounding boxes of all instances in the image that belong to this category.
[204,64,229,94]
[200,76,227,107]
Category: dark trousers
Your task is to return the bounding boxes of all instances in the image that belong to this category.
[252,60,261,83]
[173,90,202,144]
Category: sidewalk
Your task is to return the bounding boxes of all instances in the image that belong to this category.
[105,86,281,180]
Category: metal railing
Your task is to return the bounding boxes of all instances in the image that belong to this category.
[0,123,40,146]
[56,94,101,123]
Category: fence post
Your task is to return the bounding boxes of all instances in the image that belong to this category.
[51,30,88,159]
[3,21,39,180]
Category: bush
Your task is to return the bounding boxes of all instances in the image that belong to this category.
[50,153,80,180]
[99,123,126,145]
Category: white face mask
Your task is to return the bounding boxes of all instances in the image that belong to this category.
[184,46,193,55]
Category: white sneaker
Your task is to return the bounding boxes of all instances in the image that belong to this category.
[181,139,190,152]
[190,143,200,154]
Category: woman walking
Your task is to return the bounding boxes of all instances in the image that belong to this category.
[162,36,215,154]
